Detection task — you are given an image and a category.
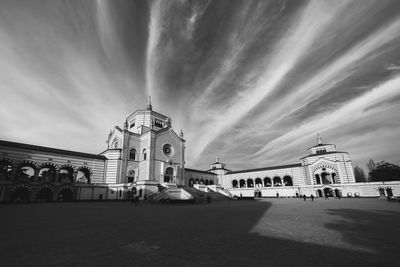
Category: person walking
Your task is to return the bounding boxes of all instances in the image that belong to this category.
[303,194,306,201]
[311,194,314,201]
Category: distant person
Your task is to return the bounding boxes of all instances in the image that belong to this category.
[311,194,314,201]
[276,192,279,198]
[303,195,306,201]
[337,194,341,200]
[240,193,243,199]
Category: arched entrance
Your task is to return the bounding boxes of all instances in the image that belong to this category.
[317,189,323,197]
[11,187,30,202]
[58,188,73,201]
[247,179,254,188]
[386,188,393,197]
[239,179,246,188]
[378,188,385,197]
[323,187,333,197]
[334,189,341,198]
[36,187,53,202]
[164,167,174,183]
[189,179,194,187]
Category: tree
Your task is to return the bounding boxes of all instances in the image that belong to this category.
[354,166,367,182]
[366,159,376,173]
[369,161,400,182]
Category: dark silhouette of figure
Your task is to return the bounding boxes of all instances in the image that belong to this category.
[311,194,314,201]
[303,195,306,201]
[276,192,279,198]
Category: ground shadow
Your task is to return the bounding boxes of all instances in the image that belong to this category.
[324,207,400,261]
[1,201,399,266]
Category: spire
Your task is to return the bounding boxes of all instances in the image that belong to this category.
[317,133,322,145]
[147,96,153,111]
[179,129,184,138]
[215,155,219,163]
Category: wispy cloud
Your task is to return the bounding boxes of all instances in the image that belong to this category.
[1,0,400,171]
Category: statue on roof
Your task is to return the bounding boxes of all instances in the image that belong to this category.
[164,117,171,128]
[216,155,219,163]
[147,96,153,111]
[317,133,322,145]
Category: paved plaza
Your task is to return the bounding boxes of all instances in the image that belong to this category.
[1,198,399,266]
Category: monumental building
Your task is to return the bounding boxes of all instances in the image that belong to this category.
[0,103,398,202]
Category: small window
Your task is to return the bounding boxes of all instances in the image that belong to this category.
[143,149,147,160]
[129,148,136,160]
[316,149,326,154]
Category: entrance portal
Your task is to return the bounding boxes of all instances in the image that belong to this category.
[323,187,333,197]
[334,189,341,197]
[317,189,323,197]
[164,167,174,183]
[36,188,53,202]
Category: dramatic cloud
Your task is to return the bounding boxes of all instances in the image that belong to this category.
[1,0,399,172]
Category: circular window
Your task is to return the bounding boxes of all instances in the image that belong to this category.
[163,144,173,156]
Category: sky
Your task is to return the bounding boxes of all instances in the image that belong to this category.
[1,0,400,172]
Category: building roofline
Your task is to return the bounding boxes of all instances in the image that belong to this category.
[227,163,302,174]
[307,143,335,150]
[185,168,216,175]
[0,140,106,160]
[300,151,348,159]
[127,109,169,121]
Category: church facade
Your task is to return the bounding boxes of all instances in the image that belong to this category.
[0,104,399,202]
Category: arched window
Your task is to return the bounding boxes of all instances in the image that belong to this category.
[38,164,56,183]
[195,179,199,184]
[232,180,238,188]
[16,162,36,182]
[283,175,293,186]
[77,167,91,184]
[59,165,74,183]
[0,160,13,181]
[209,180,214,185]
[247,179,254,188]
[263,177,272,187]
[255,178,262,187]
[273,176,282,186]
[205,180,209,185]
[239,179,246,188]
[189,179,194,187]
[129,148,136,160]
[142,149,147,160]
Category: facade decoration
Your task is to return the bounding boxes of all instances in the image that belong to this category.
[0,104,399,202]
